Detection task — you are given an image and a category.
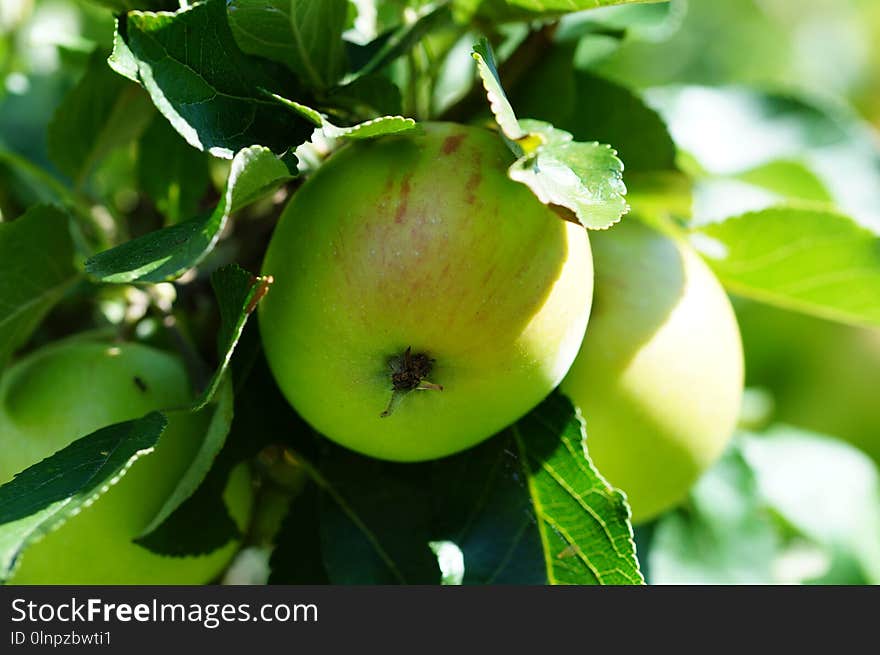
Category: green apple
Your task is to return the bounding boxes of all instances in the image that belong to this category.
[736,300,880,463]
[260,122,593,461]
[0,339,254,584]
[561,220,744,523]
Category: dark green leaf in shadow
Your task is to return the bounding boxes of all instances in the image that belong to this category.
[321,74,403,118]
[137,116,212,224]
[0,204,79,367]
[268,482,330,584]
[138,320,312,557]
[48,49,154,190]
[428,434,547,584]
[310,392,642,585]
[137,376,235,541]
[122,266,273,552]
[227,0,348,90]
[196,264,275,409]
[132,450,241,556]
[315,445,439,585]
[119,0,312,158]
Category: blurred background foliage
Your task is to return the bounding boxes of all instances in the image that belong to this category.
[1,0,878,585]
[594,0,880,127]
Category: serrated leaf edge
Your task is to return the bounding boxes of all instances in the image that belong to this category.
[1,414,165,582]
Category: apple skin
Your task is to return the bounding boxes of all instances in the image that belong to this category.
[736,300,880,463]
[561,220,744,523]
[0,339,254,584]
[260,122,593,461]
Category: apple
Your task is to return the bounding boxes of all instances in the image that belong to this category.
[0,339,254,584]
[561,220,744,523]
[260,122,593,461]
[736,300,880,463]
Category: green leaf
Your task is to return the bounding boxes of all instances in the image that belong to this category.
[693,160,833,225]
[227,0,348,89]
[736,160,833,204]
[108,18,140,82]
[690,206,880,328]
[137,330,291,557]
[85,146,296,283]
[224,321,319,464]
[348,3,452,79]
[271,94,417,140]
[511,47,681,223]
[47,49,154,189]
[194,264,274,409]
[219,147,299,212]
[84,213,212,284]
[507,392,643,584]
[313,392,642,585]
[471,41,628,229]
[472,38,525,144]
[0,413,166,582]
[226,0,300,72]
[508,130,628,230]
[513,50,677,174]
[137,378,234,539]
[320,74,403,118]
[428,394,641,584]
[649,444,780,584]
[119,0,313,158]
[314,447,439,585]
[322,116,417,140]
[137,116,212,224]
[133,459,241,556]
[0,205,79,367]
[281,0,348,88]
[456,0,665,23]
[741,428,880,584]
[429,436,549,584]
